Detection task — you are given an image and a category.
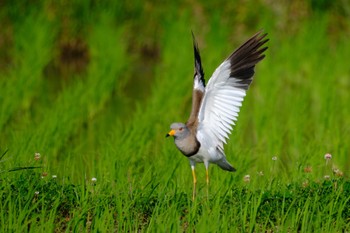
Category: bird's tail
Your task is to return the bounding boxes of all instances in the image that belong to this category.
[217,157,236,172]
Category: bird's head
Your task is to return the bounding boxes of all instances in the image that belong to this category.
[166,122,188,139]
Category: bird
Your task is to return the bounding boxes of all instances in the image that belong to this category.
[166,31,268,199]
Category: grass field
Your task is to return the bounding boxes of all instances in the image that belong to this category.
[1,1,350,232]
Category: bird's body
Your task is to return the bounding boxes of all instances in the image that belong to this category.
[167,31,268,199]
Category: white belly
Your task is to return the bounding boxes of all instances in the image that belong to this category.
[188,145,224,164]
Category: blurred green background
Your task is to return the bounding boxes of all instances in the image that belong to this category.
[1,0,350,182]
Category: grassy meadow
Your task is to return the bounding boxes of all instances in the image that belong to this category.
[1,1,350,232]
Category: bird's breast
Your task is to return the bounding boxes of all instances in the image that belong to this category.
[174,135,200,157]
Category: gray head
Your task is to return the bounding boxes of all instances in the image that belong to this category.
[166,122,189,139]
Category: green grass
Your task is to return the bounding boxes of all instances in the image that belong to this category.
[1,1,350,232]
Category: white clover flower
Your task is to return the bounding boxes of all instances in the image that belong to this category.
[324,175,330,180]
[336,171,344,177]
[302,181,309,188]
[52,175,57,179]
[324,153,332,160]
[34,152,41,161]
[35,191,39,195]
[333,168,343,177]
[243,174,251,183]
[272,156,278,161]
[91,177,97,182]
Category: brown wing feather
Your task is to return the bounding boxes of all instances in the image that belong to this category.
[186,32,205,127]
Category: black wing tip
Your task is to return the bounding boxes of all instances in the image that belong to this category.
[229,30,269,69]
[254,29,268,39]
[252,31,269,54]
[228,30,269,59]
[225,30,269,88]
[191,31,205,82]
[247,30,269,48]
[191,31,200,58]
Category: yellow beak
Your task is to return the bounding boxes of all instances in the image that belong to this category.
[166,129,176,137]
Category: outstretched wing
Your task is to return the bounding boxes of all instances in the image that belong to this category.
[197,32,268,153]
[186,32,206,127]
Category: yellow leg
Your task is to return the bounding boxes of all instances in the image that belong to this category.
[206,168,209,199]
[191,166,197,201]
[206,168,209,185]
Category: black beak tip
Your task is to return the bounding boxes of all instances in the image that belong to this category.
[166,133,170,138]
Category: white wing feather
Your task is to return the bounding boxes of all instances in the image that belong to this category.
[193,31,267,165]
[197,60,247,152]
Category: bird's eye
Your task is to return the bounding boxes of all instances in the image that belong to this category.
[179,127,183,131]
